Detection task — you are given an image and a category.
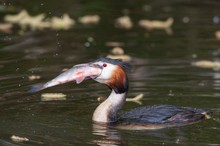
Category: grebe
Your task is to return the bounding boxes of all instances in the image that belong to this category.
[30,58,211,130]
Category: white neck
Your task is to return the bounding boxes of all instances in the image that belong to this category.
[92,90,127,123]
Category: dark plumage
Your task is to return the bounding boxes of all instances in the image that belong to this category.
[117,105,208,125]
[92,57,131,71]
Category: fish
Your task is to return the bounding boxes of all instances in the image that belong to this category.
[28,63,102,93]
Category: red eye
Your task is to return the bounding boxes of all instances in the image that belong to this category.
[103,63,107,67]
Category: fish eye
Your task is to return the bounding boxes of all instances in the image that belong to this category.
[103,63,107,67]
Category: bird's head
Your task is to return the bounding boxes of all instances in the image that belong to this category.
[90,58,130,94]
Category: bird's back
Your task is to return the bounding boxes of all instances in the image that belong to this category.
[113,105,211,130]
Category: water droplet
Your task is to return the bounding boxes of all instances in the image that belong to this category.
[142,5,152,12]
[192,54,197,58]
[53,53,59,57]
[182,16,190,23]
[84,42,90,47]
[213,16,220,24]
[168,90,174,96]
[88,37,94,42]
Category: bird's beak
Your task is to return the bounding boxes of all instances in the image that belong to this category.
[29,63,102,93]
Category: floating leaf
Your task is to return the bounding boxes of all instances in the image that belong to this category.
[192,60,220,69]
[139,17,173,34]
[11,135,29,143]
[51,14,75,30]
[106,47,131,62]
[0,23,13,33]
[28,75,41,80]
[126,93,143,105]
[115,16,133,29]
[4,10,29,23]
[215,31,220,40]
[41,93,67,101]
[78,15,100,25]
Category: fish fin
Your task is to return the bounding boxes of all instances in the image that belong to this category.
[28,83,44,93]
[75,76,85,84]
[73,63,88,67]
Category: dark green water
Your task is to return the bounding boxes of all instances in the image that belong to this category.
[1,0,220,145]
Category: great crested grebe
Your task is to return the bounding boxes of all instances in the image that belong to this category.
[30,57,211,130]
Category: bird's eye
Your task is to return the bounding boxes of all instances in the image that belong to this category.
[103,63,107,67]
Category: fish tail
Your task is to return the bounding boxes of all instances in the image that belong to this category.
[28,84,45,93]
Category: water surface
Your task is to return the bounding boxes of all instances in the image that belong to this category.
[1,0,220,145]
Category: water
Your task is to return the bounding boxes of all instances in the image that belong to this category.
[0,0,220,145]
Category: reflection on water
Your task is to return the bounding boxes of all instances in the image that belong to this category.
[1,0,220,145]
[213,72,220,91]
[92,123,125,146]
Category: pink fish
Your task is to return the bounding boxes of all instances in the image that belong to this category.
[29,63,102,92]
